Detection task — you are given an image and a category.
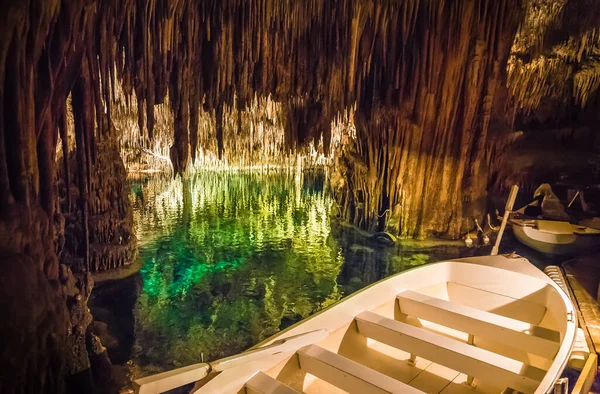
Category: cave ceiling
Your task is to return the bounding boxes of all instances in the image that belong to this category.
[0,0,599,235]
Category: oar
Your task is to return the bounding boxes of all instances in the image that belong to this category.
[567,190,580,208]
[491,185,519,256]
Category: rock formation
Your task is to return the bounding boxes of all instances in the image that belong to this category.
[58,114,136,273]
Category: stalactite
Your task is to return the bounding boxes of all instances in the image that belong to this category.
[169,54,191,175]
[508,0,600,114]
[328,0,524,238]
[8,0,600,225]
[4,36,33,207]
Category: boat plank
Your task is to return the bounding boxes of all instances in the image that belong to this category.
[446,282,546,325]
[355,311,545,394]
[407,362,459,393]
[397,290,560,358]
[245,372,301,394]
[297,344,425,394]
[360,338,433,383]
[438,373,505,394]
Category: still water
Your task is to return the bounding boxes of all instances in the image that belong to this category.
[90,171,542,378]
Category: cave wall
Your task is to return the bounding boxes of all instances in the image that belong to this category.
[58,118,136,273]
[0,0,131,392]
[106,0,524,238]
[491,0,600,193]
[331,1,523,237]
[0,1,87,392]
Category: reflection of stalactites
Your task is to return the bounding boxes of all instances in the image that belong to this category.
[321,280,342,309]
[295,154,302,207]
[182,176,192,231]
[262,276,282,335]
[130,171,346,365]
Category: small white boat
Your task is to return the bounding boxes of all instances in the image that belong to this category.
[511,218,600,256]
[134,255,577,394]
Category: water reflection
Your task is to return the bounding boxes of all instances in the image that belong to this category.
[128,172,481,373]
[131,172,340,369]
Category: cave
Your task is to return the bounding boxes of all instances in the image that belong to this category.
[1,0,600,393]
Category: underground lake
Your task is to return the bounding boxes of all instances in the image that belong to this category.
[89,170,548,385]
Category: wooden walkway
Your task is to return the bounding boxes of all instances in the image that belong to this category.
[562,254,600,393]
[563,255,600,354]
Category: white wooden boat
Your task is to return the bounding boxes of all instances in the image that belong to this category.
[511,218,600,256]
[133,254,577,394]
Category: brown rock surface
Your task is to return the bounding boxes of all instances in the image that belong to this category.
[0,253,68,394]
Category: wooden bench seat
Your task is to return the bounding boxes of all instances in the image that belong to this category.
[355,311,546,394]
[396,290,560,359]
[245,372,300,394]
[296,344,425,394]
[445,282,546,325]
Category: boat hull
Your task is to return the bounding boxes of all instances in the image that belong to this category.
[135,255,577,394]
[513,223,600,256]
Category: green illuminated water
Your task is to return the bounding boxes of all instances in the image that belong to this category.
[100,171,506,377]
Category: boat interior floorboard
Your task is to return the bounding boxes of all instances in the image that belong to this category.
[408,362,460,393]
[244,371,301,394]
